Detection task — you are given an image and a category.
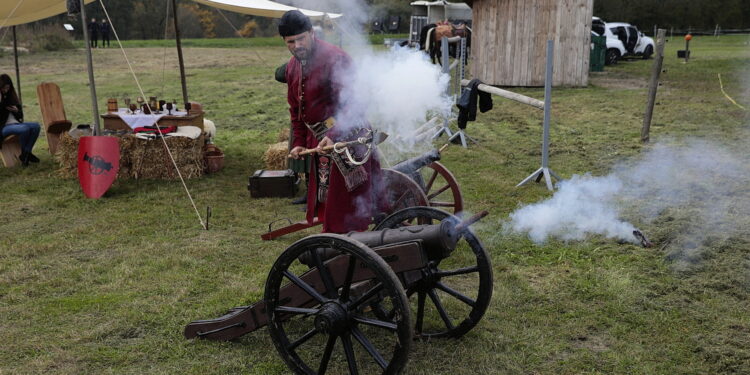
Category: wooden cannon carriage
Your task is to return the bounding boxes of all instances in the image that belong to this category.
[262,149,464,240]
[186,206,493,374]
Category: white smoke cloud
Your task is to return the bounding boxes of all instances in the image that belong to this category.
[285,0,453,157]
[506,140,750,252]
[506,174,637,244]
[336,47,453,154]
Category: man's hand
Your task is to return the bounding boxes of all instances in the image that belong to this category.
[316,136,333,154]
[6,105,18,112]
[289,146,305,159]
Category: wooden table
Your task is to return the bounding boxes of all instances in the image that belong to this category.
[101,110,204,131]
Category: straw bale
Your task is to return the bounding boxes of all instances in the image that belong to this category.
[55,133,205,180]
[263,142,289,170]
[278,127,290,142]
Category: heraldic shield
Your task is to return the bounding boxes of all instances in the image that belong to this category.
[77,136,120,199]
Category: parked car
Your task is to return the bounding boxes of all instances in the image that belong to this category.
[592,17,655,64]
[591,29,627,66]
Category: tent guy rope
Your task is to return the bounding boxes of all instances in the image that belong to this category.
[99,0,208,230]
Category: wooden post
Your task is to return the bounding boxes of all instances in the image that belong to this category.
[641,29,666,143]
[460,79,544,109]
[12,26,21,105]
[172,0,189,107]
[79,0,101,134]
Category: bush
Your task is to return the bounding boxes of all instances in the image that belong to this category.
[29,32,74,52]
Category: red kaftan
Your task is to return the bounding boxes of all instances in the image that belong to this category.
[285,39,381,233]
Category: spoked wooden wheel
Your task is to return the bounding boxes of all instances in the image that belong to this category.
[374,207,492,339]
[414,162,464,214]
[381,169,429,215]
[265,234,412,375]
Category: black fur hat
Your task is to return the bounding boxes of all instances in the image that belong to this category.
[278,10,312,37]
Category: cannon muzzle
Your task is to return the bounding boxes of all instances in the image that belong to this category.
[391,149,441,176]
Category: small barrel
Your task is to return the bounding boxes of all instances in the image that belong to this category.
[107,98,118,113]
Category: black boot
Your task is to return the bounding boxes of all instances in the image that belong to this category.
[19,152,30,167]
[26,152,40,163]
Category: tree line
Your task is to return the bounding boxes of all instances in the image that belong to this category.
[594,0,750,33]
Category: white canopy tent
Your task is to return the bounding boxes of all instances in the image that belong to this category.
[1,0,339,27]
[192,0,340,19]
[1,0,95,27]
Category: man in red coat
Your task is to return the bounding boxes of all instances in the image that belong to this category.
[281,10,381,233]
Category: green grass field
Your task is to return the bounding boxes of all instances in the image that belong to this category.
[1,34,749,374]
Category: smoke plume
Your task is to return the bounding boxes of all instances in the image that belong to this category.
[286,0,453,158]
[507,174,637,244]
[506,140,750,255]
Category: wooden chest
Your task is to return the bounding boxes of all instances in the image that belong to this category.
[248,170,298,198]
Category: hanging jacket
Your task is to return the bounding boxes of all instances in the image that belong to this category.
[456,78,493,129]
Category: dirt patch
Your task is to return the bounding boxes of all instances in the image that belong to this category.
[571,334,610,352]
[590,75,647,90]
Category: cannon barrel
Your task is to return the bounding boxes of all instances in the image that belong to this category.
[347,221,458,260]
[391,149,441,176]
[347,211,488,261]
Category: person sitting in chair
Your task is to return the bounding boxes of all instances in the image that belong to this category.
[1,74,40,166]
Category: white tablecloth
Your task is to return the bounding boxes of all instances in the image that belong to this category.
[115,109,188,129]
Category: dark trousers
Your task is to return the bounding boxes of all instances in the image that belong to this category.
[90,34,98,48]
[102,34,110,47]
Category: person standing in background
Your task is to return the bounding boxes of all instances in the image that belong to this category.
[100,19,111,48]
[87,18,99,48]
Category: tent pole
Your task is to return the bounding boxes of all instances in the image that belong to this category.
[172,0,189,107]
[79,0,101,135]
[13,26,21,104]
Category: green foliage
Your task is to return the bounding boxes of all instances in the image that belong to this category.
[594,0,750,31]
[29,32,74,52]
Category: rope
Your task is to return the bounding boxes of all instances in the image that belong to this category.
[0,0,25,44]
[99,0,207,230]
[718,73,747,111]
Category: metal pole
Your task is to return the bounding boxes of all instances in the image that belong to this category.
[172,0,189,107]
[540,40,553,171]
[433,36,453,141]
[12,26,21,105]
[441,36,449,76]
[517,40,560,190]
[79,0,101,135]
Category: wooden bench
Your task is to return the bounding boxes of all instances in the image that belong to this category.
[37,82,72,155]
[1,135,22,167]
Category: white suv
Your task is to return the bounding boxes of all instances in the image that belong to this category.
[593,17,655,65]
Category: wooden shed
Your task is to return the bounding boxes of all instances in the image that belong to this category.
[466,0,593,87]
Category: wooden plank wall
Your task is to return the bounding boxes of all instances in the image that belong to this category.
[471,0,593,87]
